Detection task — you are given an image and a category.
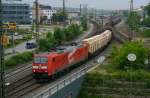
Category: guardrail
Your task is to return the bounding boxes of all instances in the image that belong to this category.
[33,65,88,98]
[33,56,105,98]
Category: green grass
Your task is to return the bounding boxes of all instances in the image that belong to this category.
[5,51,33,69]
[78,64,150,98]
[141,29,150,37]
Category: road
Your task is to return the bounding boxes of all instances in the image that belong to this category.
[5,22,96,59]
[5,39,35,59]
[72,23,94,42]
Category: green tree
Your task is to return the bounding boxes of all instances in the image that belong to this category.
[142,17,150,27]
[52,11,68,22]
[142,3,150,27]
[31,23,35,31]
[81,16,88,31]
[53,28,65,44]
[144,3,150,16]
[52,13,58,23]
[38,24,83,51]
[111,41,148,70]
[39,32,56,51]
[127,12,141,31]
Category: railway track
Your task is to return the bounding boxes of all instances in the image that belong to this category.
[4,21,101,98]
[5,39,116,98]
[5,18,123,98]
[4,21,98,83]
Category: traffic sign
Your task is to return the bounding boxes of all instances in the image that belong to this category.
[127,53,136,62]
[0,33,9,46]
[0,22,16,29]
[9,22,16,29]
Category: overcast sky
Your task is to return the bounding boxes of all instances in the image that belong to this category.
[23,0,150,10]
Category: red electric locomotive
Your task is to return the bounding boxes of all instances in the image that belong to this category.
[32,43,88,78]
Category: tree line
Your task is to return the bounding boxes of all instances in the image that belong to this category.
[38,24,83,51]
[127,3,150,31]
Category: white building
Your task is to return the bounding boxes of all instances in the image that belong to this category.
[39,5,57,24]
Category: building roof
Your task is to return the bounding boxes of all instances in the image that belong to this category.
[39,5,52,10]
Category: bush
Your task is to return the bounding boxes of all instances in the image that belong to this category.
[141,29,150,37]
[142,17,150,27]
[81,16,88,31]
[39,32,56,51]
[15,28,29,35]
[111,41,148,70]
[53,27,65,44]
[5,52,33,69]
[39,24,83,51]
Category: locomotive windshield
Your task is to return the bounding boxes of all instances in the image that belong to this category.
[34,57,48,63]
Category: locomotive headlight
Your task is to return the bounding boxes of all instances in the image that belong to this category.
[33,66,38,69]
[41,66,47,69]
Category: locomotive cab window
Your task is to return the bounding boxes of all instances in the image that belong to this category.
[34,57,48,63]
[34,57,41,63]
[41,57,48,63]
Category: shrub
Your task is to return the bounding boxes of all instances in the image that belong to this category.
[141,29,150,37]
[111,41,148,70]
[39,24,83,51]
[5,52,33,69]
[39,32,56,51]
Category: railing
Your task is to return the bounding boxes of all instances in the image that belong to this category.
[33,65,89,98]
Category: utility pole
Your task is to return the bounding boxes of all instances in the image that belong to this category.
[80,4,82,16]
[100,10,104,31]
[35,0,39,53]
[0,0,5,98]
[63,0,66,26]
[129,0,134,41]
[63,0,65,15]
[129,2,134,97]
[95,9,97,20]
[130,0,133,12]
[12,30,15,53]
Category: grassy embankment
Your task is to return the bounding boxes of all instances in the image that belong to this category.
[78,41,150,98]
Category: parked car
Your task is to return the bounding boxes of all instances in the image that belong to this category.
[26,42,37,49]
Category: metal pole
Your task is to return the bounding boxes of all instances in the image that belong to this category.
[129,0,134,41]
[80,4,82,16]
[63,0,65,26]
[35,0,39,53]
[0,0,5,97]
[63,0,65,15]
[12,31,15,53]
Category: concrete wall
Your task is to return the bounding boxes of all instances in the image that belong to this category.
[49,76,85,98]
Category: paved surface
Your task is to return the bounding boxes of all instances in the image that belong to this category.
[72,23,94,42]
[5,39,35,59]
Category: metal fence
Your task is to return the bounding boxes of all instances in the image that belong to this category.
[33,66,88,98]
[33,56,105,98]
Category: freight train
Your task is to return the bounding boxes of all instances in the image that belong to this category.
[105,17,121,27]
[32,30,112,78]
